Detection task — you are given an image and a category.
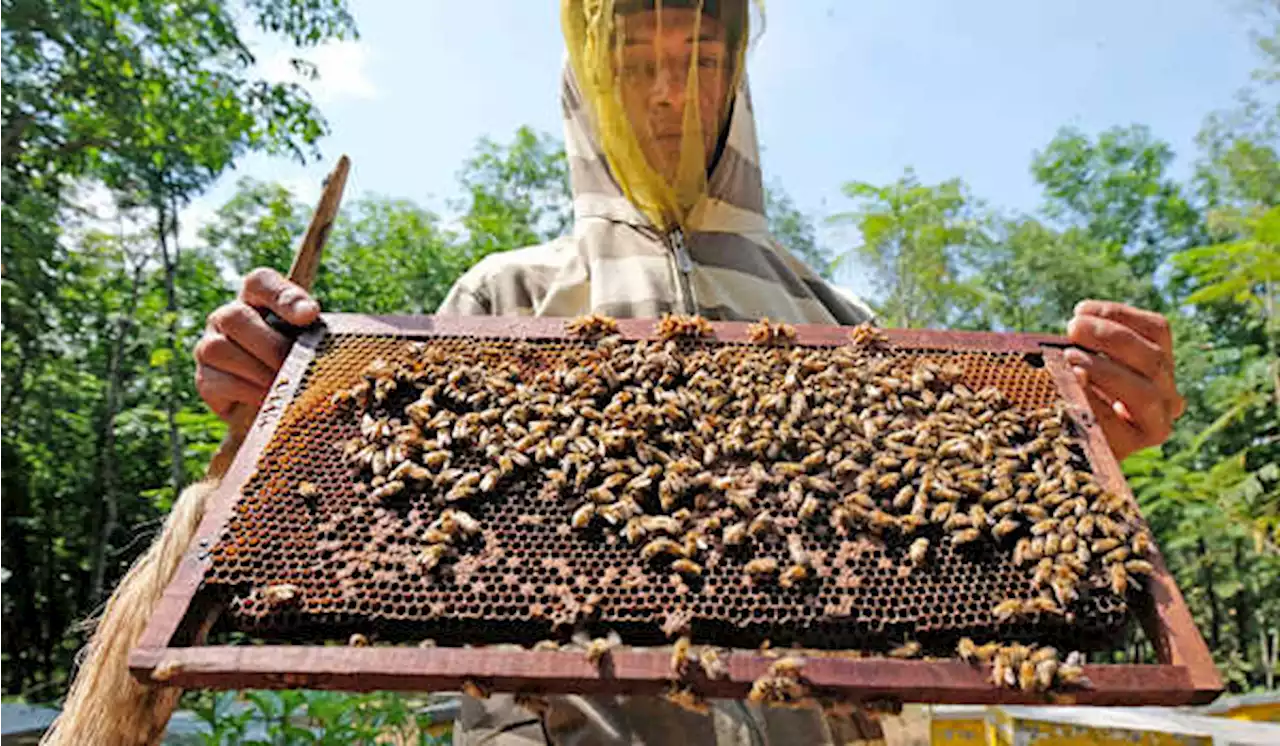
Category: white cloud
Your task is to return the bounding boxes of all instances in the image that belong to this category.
[261,40,378,104]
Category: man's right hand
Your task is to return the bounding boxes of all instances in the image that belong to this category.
[195,268,321,421]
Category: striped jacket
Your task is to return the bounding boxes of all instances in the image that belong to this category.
[438,68,873,326]
[441,68,880,746]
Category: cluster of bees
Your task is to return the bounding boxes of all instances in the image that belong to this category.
[957,637,1088,692]
[321,312,1152,690]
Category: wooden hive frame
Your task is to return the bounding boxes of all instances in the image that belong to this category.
[130,314,1222,706]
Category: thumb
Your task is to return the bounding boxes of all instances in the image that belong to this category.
[240,267,321,326]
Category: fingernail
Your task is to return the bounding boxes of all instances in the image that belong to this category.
[293,298,319,317]
[1064,348,1087,365]
[1065,318,1078,336]
[1072,366,1088,386]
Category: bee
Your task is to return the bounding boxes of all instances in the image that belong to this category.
[875,472,901,491]
[723,522,748,547]
[297,481,319,498]
[778,564,809,589]
[1032,558,1054,588]
[1024,596,1063,616]
[908,538,930,567]
[418,544,448,571]
[1057,663,1090,688]
[848,491,877,510]
[461,679,491,700]
[889,640,922,659]
[1032,656,1060,690]
[670,635,693,676]
[1050,576,1079,606]
[951,528,981,545]
[641,515,683,535]
[369,479,405,502]
[1042,532,1061,557]
[931,502,955,523]
[699,646,729,679]
[745,557,779,577]
[865,511,896,534]
[797,495,822,521]
[585,636,619,666]
[441,509,482,537]
[991,651,1015,688]
[672,558,703,577]
[1125,559,1154,576]
[1103,546,1130,565]
[892,485,915,510]
[968,504,989,527]
[943,512,972,531]
[1018,660,1038,692]
[1077,514,1096,538]
[993,598,1023,622]
[1131,532,1152,556]
[1030,519,1059,536]
[1019,504,1049,521]
[991,516,1020,540]
[571,503,596,530]
[262,583,300,606]
[150,659,184,683]
[1091,537,1121,554]
[897,513,924,535]
[747,511,775,537]
[642,537,686,561]
[1109,563,1130,595]
[349,633,370,647]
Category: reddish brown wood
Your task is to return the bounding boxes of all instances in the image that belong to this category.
[1042,348,1221,701]
[130,317,1221,706]
[322,313,1069,353]
[129,644,1205,706]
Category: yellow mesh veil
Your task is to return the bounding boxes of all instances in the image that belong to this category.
[561,0,760,232]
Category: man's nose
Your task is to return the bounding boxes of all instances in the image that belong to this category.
[648,60,686,109]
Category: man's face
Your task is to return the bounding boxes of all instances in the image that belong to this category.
[615,9,734,183]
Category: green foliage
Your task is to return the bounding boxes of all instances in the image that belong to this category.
[187,690,448,745]
[765,180,831,279]
[829,169,981,328]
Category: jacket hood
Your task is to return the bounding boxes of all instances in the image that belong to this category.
[560,64,769,237]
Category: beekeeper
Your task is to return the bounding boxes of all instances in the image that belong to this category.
[193,1,1185,742]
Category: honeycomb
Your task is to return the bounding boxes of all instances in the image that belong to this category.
[204,321,1148,655]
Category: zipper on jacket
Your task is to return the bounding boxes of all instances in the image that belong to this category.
[666,227,697,315]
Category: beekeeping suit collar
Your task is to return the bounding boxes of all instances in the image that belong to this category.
[561,0,761,234]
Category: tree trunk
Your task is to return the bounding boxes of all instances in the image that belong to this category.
[1233,540,1254,688]
[156,200,185,500]
[88,261,145,602]
[1197,538,1222,650]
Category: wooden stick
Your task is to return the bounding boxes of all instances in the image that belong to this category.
[43,155,351,746]
[208,154,349,477]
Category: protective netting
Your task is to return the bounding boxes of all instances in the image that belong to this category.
[561,0,762,231]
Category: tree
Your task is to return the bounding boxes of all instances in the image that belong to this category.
[829,169,981,328]
[1030,125,1205,309]
[765,181,831,279]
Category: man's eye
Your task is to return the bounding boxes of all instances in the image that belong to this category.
[697,56,719,70]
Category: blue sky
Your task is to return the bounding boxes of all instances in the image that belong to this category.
[192,0,1262,297]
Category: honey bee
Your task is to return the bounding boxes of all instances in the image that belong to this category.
[585,636,619,666]
[699,646,729,679]
[1019,504,1049,521]
[349,633,370,647]
[887,640,922,659]
[778,564,809,589]
[369,479,405,502]
[1109,563,1129,596]
[297,481,319,498]
[571,503,596,530]
[1057,663,1089,688]
[1050,576,1079,606]
[1032,558,1054,588]
[150,659,184,683]
[262,583,300,606]
[641,536,688,563]
[943,512,972,531]
[418,544,448,571]
[1124,559,1154,576]
[672,558,703,577]
[1103,546,1130,565]
[797,495,822,522]
[991,516,1020,540]
[745,557,779,577]
[875,472,901,491]
[951,528,981,546]
[993,598,1023,622]
[1018,660,1039,692]
[1030,519,1059,536]
[1131,531,1152,556]
[908,538,930,567]
[747,511,775,538]
[461,679,492,700]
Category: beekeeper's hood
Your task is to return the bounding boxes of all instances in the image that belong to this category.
[561,0,761,232]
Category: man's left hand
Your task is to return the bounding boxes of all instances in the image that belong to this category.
[1065,300,1186,461]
